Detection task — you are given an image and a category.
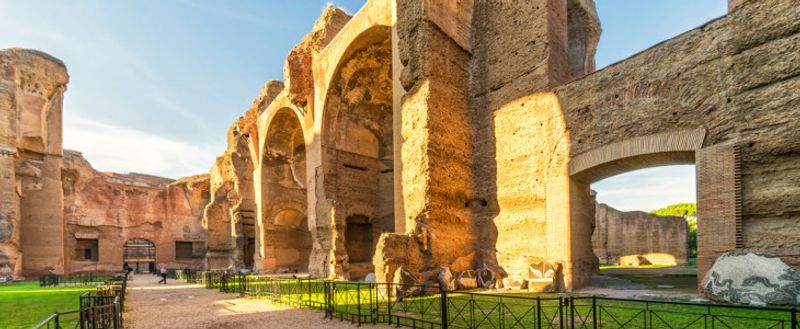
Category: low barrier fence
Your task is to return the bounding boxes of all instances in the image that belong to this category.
[39,272,117,288]
[34,273,128,329]
[188,272,798,329]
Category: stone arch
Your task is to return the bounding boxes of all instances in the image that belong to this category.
[318,24,394,280]
[266,207,312,272]
[258,107,310,272]
[569,129,705,183]
[565,129,716,289]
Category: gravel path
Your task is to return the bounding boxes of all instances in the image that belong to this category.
[125,274,387,329]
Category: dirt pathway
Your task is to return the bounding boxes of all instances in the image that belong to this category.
[125,274,385,329]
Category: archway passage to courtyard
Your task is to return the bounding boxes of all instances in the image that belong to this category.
[123,238,156,273]
[565,129,740,290]
[321,25,394,280]
[260,108,311,273]
[589,165,697,294]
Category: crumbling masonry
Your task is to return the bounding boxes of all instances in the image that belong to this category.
[1,0,799,295]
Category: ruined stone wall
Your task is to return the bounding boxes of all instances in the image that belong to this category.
[0,49,68,279]
[592,204,688,266]
[368,0,477,285]
[321,35,394,280]
[556,0,800,283]
[62,150,209,274]
[260,107,310,273]
[469,0,599,289]
[203,109,260,270]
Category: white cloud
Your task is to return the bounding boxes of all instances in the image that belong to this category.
[63,115,217,179]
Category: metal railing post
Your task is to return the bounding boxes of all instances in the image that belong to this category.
[357,283,362,326]
[536,297,542,329]
[592,296,597,329]
[372,283,377,324]
[792,307,797,329]
[387,283,393,325]
[325,281,331,319]
[559,297,564,329]
[441,288,449,329]
[570,296,575,329]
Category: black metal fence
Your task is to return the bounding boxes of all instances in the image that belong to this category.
[188,272,799,329]
[34,273,128,329]
[39,272,117,287]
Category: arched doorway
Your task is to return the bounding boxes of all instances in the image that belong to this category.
[271,208,312,272]
[320,25,394,280]
[565,129,738,289]
[123,238,156,273]
[260,107,310,273]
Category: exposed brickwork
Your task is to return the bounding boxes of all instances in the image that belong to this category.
[696,144,740,280]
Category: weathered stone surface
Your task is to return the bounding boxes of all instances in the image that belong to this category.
[526,261,563,293]
[567,0,601,79]
[454,270,477,290]
[62,150,210,273]
[436,266,454,291]
[702,252,800,305]
[0,48,68,278]
[4,0,800,294]
[592,203,688,266]
[283,6,350,108]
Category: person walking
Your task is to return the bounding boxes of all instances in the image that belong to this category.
[158,265,168,284]
[123,263,134,281]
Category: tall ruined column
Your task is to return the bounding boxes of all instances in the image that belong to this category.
[468,0,600,290]
[0,49,69,278]
[0,149,20,280]
[0,51,22,280]
[373,0,476,283]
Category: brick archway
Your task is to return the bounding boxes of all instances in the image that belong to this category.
[565,129,741,289]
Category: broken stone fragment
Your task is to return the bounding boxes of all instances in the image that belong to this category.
[701,252,800,306]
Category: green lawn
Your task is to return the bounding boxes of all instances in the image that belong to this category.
[0,281,96,328]
[225,278,796,329]
[599,264,676,270]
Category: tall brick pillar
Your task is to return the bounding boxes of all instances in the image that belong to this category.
[696,144,741,283]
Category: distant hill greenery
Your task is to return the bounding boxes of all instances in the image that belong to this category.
[651,202,697,258]
[650,202,696,217]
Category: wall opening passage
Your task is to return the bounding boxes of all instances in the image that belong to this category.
[322,25,394,280]
[345,215,374,280]
[123,238,156,273]
[589,165,697,292]
[76,238,98,262]
[261,108,310,273]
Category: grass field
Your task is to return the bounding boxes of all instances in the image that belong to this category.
[0,281,96,328]
[226,278,797,329]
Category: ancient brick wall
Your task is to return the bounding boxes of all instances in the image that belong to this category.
[556,0,800,283]
[468,0,599,289]
[592,204,688,266]
[62,150,209,274]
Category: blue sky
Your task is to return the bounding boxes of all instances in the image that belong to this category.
[0,0,726,211]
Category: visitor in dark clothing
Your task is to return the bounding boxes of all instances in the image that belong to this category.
[158,265,168,284]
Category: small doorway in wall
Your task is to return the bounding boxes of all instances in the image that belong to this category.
[123,238,156,274]
[345,215,374,280]
[245,237,255,269]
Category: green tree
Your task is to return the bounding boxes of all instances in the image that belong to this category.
[650,202,696,217]
[651,203,697,258]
